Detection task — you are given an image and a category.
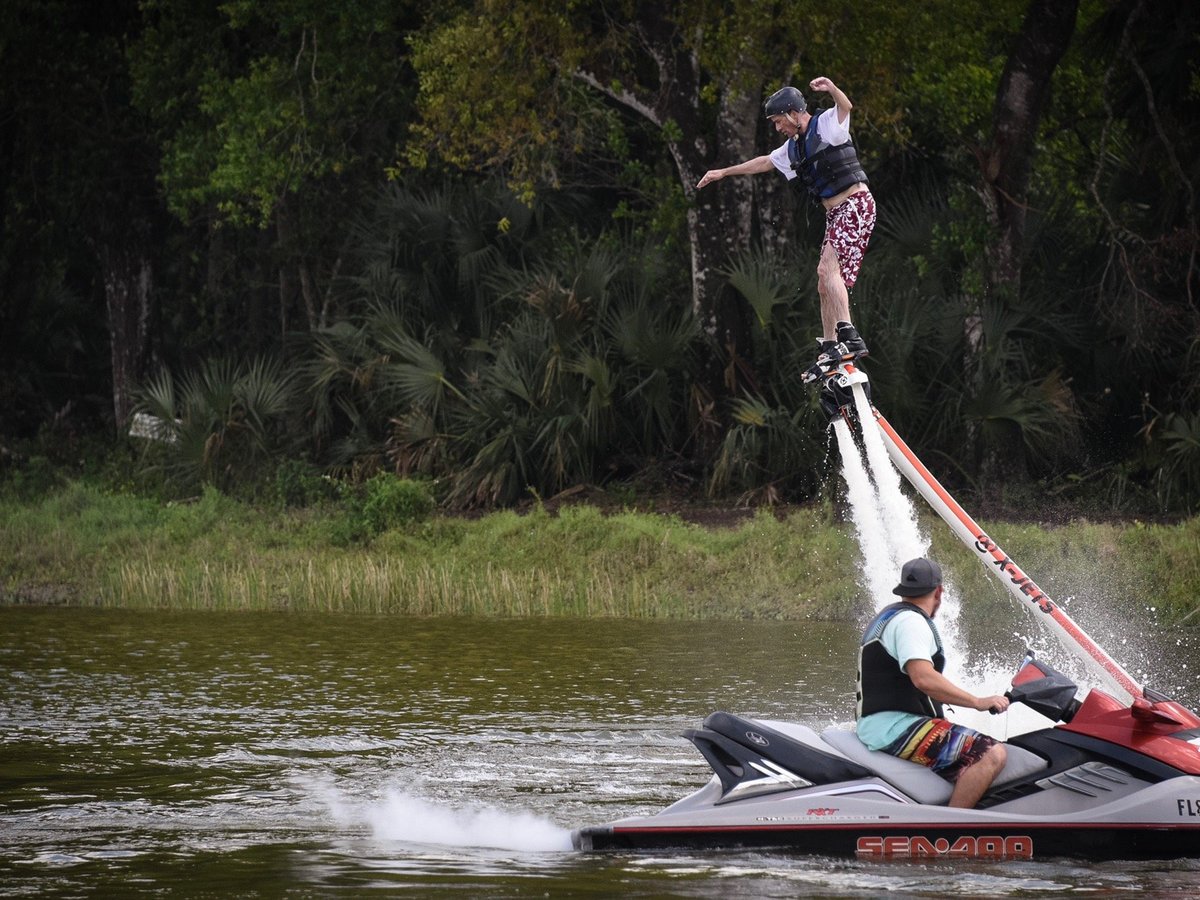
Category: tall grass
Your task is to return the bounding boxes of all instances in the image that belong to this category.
[107,557,668,616]
[2,482,1198,622]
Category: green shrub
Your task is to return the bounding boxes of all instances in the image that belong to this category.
[0,454,63,501]
[328,473,436,544]
[362,473,435,533]
[273,459,336,508]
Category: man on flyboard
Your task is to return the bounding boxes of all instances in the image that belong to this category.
[696,77,875,383]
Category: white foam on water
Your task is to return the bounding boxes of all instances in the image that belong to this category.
[367,791,573,851]
[314,781,572,852]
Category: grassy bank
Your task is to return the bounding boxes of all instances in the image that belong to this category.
[2,481,1198,621]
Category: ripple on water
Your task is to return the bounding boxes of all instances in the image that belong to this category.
[4,611,1200,897]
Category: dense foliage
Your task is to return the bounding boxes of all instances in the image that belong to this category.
[1,0,1197,512]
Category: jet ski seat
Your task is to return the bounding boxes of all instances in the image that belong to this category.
[820,726,1048,805]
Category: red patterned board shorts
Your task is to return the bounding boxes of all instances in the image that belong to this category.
[883,716,998,783]
[823,189,876,289]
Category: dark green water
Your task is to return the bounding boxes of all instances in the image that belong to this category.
[3,607,1200,897]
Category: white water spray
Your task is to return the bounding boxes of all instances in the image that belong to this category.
[852,388,924,566]
[317,781,572,852]
[832,418,896,605]
[832,408,945,635]
[834,395,1028,737]
[368,791,573,851]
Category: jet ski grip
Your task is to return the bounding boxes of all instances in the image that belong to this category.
[1005,656,1081,723]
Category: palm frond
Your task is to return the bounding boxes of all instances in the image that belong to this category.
[134,368,180,438]
[721,248,794,329]
[965,370,1083,466]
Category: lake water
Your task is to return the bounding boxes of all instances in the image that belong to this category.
[3,608,1200,897]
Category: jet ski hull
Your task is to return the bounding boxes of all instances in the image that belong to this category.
[574,773,1200,859]
[576,817,1200,860]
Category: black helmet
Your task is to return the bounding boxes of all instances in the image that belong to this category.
[764,86,806,118]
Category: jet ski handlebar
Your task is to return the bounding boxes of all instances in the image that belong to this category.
[1003,652,1082,723]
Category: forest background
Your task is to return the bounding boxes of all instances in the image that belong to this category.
[1,0,1197,524]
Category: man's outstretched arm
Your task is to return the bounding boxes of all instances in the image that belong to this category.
[696,154,775,189]
[810,76,852,124]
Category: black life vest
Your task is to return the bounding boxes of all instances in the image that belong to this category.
[787,110,870,201]
[856,602,946,720]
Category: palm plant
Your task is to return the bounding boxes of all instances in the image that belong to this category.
[315,178,708,506]
[841,175,1095,491]
[306,179,544,477]
[1150,412,1200,513]
[459,233,704,504]
[299,319,389,470]
[346,179,553,344]
[604,288,702,453]
[708,395,821,503]
[710,248,829,499]
[135,357,296,492]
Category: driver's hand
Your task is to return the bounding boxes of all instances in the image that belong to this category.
[981,694,1011,715]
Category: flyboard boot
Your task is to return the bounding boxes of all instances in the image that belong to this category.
[819,361,871,428]
[835,321,868,358]
[801,322,869,386]
[802,323,871,427]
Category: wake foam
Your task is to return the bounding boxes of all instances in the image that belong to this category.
[318,782,573,852]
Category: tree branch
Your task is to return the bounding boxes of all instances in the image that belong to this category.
[572,69,662,128]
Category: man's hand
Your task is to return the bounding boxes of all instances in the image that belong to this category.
[809,77,852,122]
[979,694,1011,715]
[696,155,775,189]
[906,660,1012,715]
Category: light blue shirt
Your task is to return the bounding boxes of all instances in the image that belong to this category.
[856,608,940,750]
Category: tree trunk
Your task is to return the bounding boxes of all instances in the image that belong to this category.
[577,13,767,409]
[276,198,318,331]
[979,0,1079,297]
[971,0,1079,488]
[100,241,153,430]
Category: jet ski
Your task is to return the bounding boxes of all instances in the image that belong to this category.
[572,654,1200,859]
[574,365,1200,860]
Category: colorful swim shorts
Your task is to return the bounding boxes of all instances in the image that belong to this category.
[883,716,998,783]
[823,189,876,289]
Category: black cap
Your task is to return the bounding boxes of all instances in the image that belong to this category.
[892,558,943,597]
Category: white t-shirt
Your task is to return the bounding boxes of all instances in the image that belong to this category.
[769,108,852,180]
[856,608,940,750]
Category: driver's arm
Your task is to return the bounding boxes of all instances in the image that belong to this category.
[906,659,1010,714]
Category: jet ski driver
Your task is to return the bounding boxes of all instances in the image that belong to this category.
[856,558,1012,808]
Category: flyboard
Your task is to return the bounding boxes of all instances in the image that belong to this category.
[818,361,1142,705]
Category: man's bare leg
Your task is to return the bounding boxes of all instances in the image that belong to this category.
[816,242,851,341]
[947,744,1008,809]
